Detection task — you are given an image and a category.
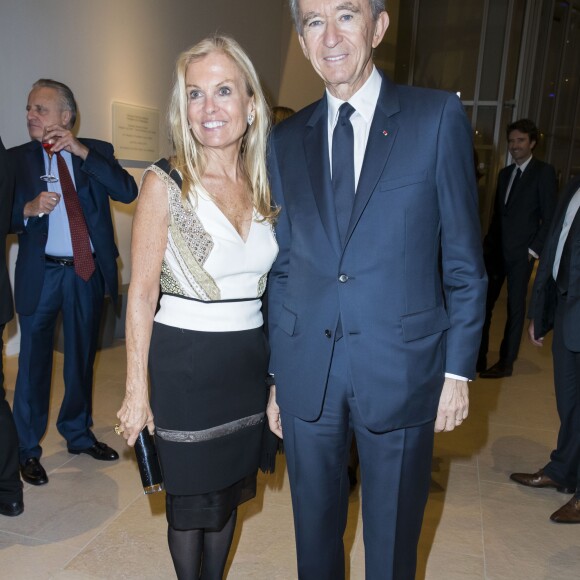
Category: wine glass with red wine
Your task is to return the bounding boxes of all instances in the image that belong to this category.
[40,127,58,183]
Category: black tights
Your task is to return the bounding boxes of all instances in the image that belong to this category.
[167,509,237,580]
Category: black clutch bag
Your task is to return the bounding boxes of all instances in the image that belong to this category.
[134,429,164,494]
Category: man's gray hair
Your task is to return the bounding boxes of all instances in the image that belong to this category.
[288,0,386,33]
[32,78,78,129]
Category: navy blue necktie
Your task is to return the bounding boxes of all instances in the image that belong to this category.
[505,167,521,204]
[332,103,356,243]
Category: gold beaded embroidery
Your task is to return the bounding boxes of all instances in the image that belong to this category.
[257,273,268,297]
[146,164,219,300]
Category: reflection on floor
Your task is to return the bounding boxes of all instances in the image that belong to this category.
[1,296,580,579]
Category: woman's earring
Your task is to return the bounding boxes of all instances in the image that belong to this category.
[247,113,255,126]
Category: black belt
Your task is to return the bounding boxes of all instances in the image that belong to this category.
[45,254,96,267]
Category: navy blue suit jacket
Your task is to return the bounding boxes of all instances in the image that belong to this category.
[530,176,580,350]
[9,138,137,315]
[267,75,487,433]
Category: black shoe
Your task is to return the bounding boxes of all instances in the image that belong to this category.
[68,441,119,461]
[479,361,513,379]
[0,500,24,517]
[20,457,48,486]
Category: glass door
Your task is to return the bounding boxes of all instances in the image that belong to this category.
[382,0,529,230]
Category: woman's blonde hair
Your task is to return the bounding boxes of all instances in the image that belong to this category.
[168,34,277,222]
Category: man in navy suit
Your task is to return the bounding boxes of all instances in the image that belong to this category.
[478,119,557,378]
[511,176,580,523]
[9,79,137,486]
[266,1,487,578]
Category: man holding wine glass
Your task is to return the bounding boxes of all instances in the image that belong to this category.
[8,79,138,486]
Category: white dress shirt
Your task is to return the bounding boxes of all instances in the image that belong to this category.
[553,187,580,281]
[504,155,532,204]
[327,66,382,189]
[43,149,95,256]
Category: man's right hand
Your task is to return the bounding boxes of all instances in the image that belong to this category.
[266,385,283,439]
[24,191,61,218]
[528,319,544,347]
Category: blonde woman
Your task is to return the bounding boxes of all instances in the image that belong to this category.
[116,35,278,579]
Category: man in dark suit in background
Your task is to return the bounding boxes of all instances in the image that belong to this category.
[266,1,487,578]
[511,175,580,523]
[9,79,137,486]
[479,119,557,378]
[0,136,23,517]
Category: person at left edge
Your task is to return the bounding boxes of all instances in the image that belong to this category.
[0,136,24,517]
[9,79,138,486]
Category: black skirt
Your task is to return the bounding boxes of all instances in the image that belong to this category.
[149,322,269,531]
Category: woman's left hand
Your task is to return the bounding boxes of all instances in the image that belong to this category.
[116,388,155,447]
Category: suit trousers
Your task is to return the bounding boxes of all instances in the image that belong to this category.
[543,293,580,490]
[0,325,23,502]
[13,261,104,461]
[281,338,434,580]
[479,256,535,366]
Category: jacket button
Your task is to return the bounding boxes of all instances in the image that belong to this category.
[325,329,332,338]
[338,274,349,283]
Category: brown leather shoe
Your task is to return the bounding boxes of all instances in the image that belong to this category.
[510,469,576,494]
[550,496,580,523]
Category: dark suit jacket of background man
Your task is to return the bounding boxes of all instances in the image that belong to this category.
[0,136,22,505]
[485,157,557,265]
[480,156,557,368]
[10,138,136,314]
[529,176,580,490]
[267,71,487,577]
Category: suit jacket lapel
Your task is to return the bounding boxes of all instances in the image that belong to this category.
[71,143,96,220]
[345,75,400,245]
[498,165,513,209]
[71,146,89,196]
[25,141,45,197]
[304,96,342,256]
[548,179,580,261]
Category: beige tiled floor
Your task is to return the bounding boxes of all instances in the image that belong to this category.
[1,292,580,579]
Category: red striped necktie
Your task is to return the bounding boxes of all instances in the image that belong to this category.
[56,152,95,281]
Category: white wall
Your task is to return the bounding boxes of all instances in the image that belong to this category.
[276,8,325,111]
[0,0,285,355]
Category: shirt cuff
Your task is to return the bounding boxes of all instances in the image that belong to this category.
[445,372,470,382]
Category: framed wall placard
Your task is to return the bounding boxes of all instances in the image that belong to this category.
[112,102,159,162]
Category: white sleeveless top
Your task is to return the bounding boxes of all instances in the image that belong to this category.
[144,162,278,332]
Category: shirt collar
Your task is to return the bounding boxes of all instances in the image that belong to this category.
[515,155,533,172]
[327,66,382,128]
